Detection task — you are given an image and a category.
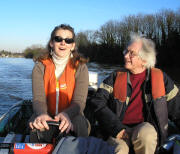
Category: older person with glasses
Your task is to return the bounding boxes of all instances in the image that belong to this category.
[90,33,180,154]
[29,24,89,137]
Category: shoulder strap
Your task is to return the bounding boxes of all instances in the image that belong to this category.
[114,71,127,102]
[151,68,165,99]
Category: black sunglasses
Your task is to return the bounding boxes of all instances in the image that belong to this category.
[53,36,74,44]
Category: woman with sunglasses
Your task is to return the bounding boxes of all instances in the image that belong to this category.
[29,24,89,137]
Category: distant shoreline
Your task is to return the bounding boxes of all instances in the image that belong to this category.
[0,54,24,58]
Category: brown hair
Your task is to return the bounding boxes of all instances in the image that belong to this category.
[35,24,88,68]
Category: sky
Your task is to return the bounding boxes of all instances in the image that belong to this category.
[0,0,180,53]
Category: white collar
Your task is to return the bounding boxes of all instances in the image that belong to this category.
[52,52,70,79]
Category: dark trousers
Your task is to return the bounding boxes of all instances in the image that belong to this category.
[71,114,89,137]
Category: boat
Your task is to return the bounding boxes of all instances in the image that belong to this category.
[0,100,41,153]
[0,72,179,154]
[0,71,99,154]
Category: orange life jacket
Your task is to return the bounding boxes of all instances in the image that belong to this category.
[114,68,165,102]
[41,58,76,116]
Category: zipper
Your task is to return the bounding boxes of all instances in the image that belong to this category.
[56,78,59,115]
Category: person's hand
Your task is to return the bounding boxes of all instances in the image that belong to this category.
[54,112,73,134]
[116,129,129,140]
[29,114,53,130]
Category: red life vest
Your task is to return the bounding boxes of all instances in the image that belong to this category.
[41,58,76,116]
[114,68,165,102]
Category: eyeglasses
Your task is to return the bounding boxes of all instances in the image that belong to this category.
[53,36,74,44]
[123,50,139,58]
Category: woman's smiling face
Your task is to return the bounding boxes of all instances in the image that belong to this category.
[50,29,75,58]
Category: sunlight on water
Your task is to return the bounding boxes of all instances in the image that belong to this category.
[87,62,121,86]
[0,58,34,115]
[0,58,179,116]
[0,58,120,116]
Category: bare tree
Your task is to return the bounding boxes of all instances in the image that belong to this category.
[97,20,119,46]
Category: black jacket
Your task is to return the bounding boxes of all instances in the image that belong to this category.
[90,68,180,145]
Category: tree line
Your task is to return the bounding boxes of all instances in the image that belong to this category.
[23,9,180,67]
[76,9,180,67]
[0,50,23,57]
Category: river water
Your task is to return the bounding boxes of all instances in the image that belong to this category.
[0,58,120,116]
[1,58,179,116]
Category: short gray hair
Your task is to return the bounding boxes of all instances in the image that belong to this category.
[129,33,157,68]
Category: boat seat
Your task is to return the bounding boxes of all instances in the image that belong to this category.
[24,135,30,143]
[0,137,4,143]
[0,132,15,153]
[3,132,16,143]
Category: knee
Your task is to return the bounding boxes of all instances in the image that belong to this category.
[72,114,89,129]
[134,124,157,144]
[107,137,129,154]
[139,130,157,144]
[71,114,89,137]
